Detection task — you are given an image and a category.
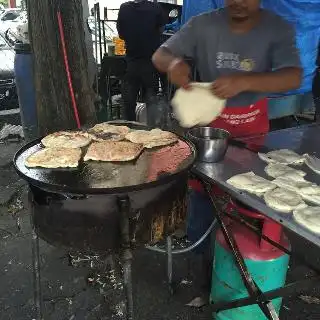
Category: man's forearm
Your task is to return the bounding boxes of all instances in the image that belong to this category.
[245,67,302,93]
[152,47,180,73]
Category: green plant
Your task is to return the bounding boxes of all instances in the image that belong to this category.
[0,0,8,8]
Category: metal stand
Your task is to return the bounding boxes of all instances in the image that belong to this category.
[200,182,320,319]
[166,236,173,294]
[31,215,43,320]
[146,220,217,295]
[203,184,279,320]
[118,196,134,320]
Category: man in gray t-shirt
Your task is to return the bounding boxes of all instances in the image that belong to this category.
[152,0,302,300]
[153,1,301,109]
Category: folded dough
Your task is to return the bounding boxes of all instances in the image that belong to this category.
[226,172,276,196]
[264,163,306,179]
[299,185,320,206]
[272,176,311,193]
[171,82,226,128]
[264,188,306,213]
[293,206,320,234]
[258,149,305,165]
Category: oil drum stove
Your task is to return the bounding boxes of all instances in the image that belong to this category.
[13,122,197,320]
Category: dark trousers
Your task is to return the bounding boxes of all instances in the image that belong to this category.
[187,190,216,293]
[122,59,158,121]
[313,68,320,120]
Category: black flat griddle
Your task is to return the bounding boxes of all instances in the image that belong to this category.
[14,123,196,195]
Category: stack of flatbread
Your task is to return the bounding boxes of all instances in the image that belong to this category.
[25,123,180,168]
[26,131,90,168]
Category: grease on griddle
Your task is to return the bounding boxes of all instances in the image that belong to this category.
[87,129,121,141]
[147,140,193,182]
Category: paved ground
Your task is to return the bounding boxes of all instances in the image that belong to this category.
[1,121,320,320]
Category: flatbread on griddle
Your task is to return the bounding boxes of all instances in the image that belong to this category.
[84,141,144,162]
[41,131,91,149]
[125,129,178,149]
[25,147,82,168]
[88,123,130,141]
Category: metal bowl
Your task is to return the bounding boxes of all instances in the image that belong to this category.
[187,127,230,163]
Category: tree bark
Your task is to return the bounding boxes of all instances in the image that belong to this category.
[28,0,96,135]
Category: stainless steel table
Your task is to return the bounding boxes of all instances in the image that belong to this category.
[193,123,320,247]
[191,124,320,319]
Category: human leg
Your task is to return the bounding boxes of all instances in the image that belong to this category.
[122,61,141,121]
[140,61,159,126]
[187,190,216,295]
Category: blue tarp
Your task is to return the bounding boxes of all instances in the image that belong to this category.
[181,0,320,94]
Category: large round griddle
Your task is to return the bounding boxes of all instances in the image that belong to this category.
[14,123,196,194]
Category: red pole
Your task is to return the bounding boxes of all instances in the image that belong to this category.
[57,11,81,129]
[8,0,16,8]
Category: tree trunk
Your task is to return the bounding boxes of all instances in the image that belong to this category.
[28,0,96,135]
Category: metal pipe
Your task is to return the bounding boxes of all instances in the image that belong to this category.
[146,219,217,255]
[166,236,173,291]
[97,3,103,65]
[31,214,43,320]
[94,3,99,95]
[118,196,134,320]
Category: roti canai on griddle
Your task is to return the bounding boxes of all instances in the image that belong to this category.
[125,129,178,149]
[88,123,130,141]
[25,147,82,168]
[41,131,91,149]
[84,141,144,162]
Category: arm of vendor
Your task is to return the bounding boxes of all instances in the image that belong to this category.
[152,0,302,106]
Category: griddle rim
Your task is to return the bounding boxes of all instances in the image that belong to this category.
[13,130,197,195]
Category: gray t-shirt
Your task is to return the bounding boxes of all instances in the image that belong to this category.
[162,9,301,107]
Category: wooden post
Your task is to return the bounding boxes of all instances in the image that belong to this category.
[28,0,96,135]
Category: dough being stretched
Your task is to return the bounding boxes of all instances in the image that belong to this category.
[171,82,226,128]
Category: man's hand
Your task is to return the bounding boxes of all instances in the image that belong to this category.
[167,59,191,89]
[212,74,249,99]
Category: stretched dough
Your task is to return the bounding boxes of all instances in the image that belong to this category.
[293,206,320,234]
[171,82,226,128]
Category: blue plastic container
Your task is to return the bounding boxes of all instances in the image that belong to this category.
[14,43,38,141]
